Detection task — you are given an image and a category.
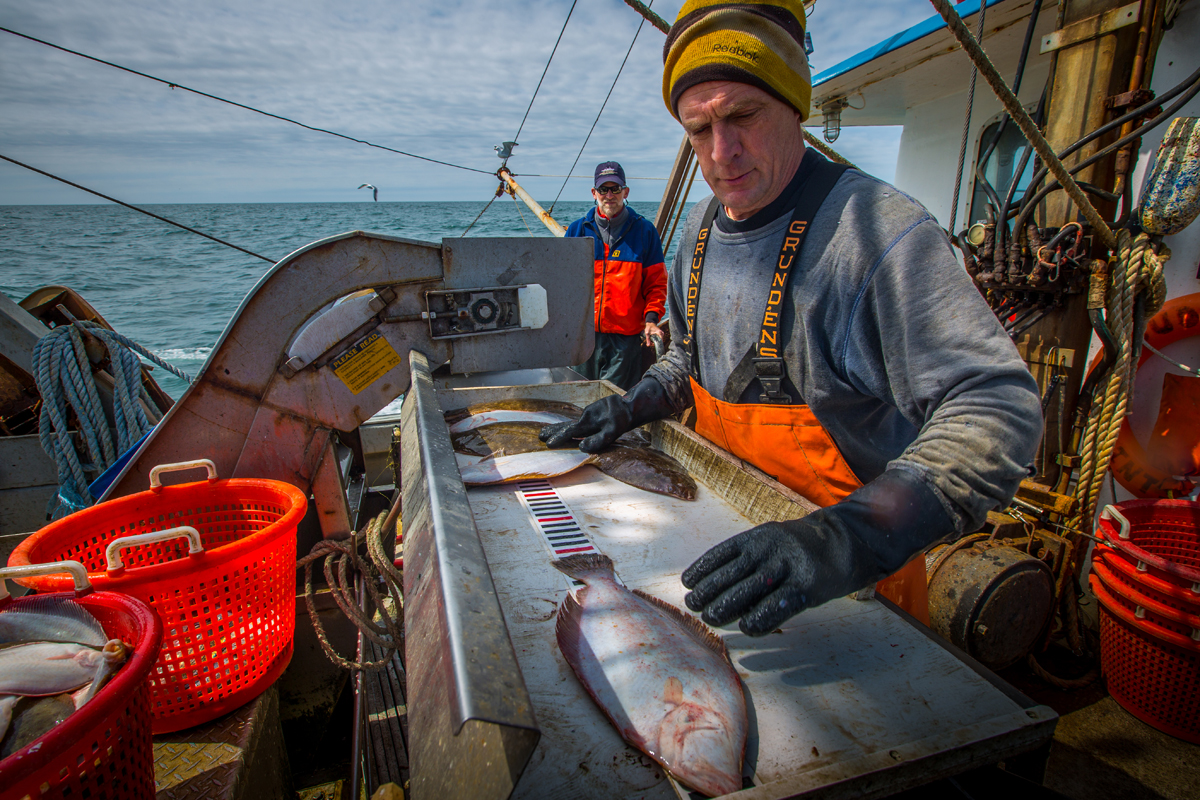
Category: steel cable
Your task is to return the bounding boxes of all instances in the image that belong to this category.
[0,26,494,176]
[511,0,579,146]
[948,0,988,234]
[549,1,651,214]
[0,154,276,263]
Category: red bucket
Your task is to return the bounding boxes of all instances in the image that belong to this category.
[8,460,306,733]
[1092,502,1200,743]
[0,561,162,800]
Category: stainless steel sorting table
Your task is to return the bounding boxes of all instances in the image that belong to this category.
[400,365,1056,800]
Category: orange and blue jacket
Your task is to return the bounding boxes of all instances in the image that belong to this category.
[566,206,667,337]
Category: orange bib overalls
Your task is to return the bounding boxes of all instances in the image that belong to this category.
[683,158,929,623]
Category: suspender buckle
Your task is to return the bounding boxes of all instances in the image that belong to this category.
[753,357,792,404]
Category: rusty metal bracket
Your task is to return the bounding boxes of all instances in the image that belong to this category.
[1040,2,1141,54]
[1106,87,1157,110]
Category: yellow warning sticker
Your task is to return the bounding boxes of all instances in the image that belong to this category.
[331,331,402,395]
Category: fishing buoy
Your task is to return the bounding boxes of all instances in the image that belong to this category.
[1140,117,1200,236]
[1102,293,1200,497]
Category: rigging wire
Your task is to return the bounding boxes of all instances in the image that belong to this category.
[462,0,579,236]
[548,1,651,213]
[511,0,580,146]
[462,191,502,237]
[0,26,494,176]
[947,0,987,234]
[0,153,276,263]
[511,193,534,235]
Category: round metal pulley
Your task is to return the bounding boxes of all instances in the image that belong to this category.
[926,542,1053,669]
[470,298,499,325]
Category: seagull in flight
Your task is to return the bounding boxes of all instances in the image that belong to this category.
[358,183,378,201]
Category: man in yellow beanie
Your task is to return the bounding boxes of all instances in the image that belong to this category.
[544,0,1042,636]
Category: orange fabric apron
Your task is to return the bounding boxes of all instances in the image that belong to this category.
[689,376,929,623]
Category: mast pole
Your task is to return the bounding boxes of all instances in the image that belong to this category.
[497,167,567,237]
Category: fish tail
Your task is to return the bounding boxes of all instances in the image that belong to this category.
[551,553,614,581]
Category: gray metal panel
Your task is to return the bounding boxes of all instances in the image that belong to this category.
[402,351,539,800]
[0,434,58,490]
[100,232,592,538]
[441,237,594,375]
[0,292,49,377]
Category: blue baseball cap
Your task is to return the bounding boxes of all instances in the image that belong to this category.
[594,162,627,189]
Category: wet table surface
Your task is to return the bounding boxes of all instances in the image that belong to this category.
[465,462,1055,800]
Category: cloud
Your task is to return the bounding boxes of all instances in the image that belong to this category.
[0,0,939,204]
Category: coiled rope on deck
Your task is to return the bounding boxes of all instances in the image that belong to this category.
[297,503,405,672]
[32,319,190,514]
[1073,231,1169,530]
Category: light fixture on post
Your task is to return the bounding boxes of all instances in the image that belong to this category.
[821,98,849,143]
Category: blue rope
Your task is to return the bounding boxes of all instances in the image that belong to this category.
[31,321,192,517]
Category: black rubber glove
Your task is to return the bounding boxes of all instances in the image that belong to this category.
[681,469,955,636]
[539,376,673,453]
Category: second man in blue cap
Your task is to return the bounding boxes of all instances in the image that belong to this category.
[565,161,667,391]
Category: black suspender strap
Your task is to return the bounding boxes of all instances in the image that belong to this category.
[684,158,849,404]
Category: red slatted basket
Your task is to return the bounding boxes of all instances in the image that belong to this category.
[8,460,306,733]
[0,562,162,800]
[1092,501,1200,743]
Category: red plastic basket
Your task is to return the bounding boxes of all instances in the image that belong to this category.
[8,460,307,733]
[0,561,163,800]
[1091,501,1200,743]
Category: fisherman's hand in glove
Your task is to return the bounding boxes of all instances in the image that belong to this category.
[539,377,673,453]
[681,469,955,636]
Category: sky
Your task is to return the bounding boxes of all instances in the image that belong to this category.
[0,0,944,205]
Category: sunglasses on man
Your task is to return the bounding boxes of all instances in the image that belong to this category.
[595,185,626,196]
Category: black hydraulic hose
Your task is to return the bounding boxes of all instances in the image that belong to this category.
[1081,309,1118,399]
[1009,307,1051,338]
[1016,63,1200,216]
[1006,181,1118,219]
[1043,222,1084,253]
[1000,89,1048,223]
[1005,306,1041,331]
[972,0,1044,233]
[1013,74,1200,238]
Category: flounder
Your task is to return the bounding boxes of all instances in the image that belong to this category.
[448,410,575,435]
[0,595,107,647]
[552,554,748,797]
[452,421,649,459]
[456,436,696,500]
[443,399,582,427]
[0,693,75,758]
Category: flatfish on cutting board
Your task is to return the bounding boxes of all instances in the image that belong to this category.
[443,399,582,426]
[459,450,594,485]
[452,421,648,459]
[447,410,575,435]
[552,554,747,797]
[457,442,696,500]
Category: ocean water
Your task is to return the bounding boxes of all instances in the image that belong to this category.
[1,200,692,398]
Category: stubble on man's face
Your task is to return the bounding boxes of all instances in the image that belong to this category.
[592,187,629,218]
[678,82,806,220]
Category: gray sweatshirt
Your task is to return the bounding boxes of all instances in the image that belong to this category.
[646,160,1042,532]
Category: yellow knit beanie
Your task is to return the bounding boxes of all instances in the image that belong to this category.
[662,0,811,121]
